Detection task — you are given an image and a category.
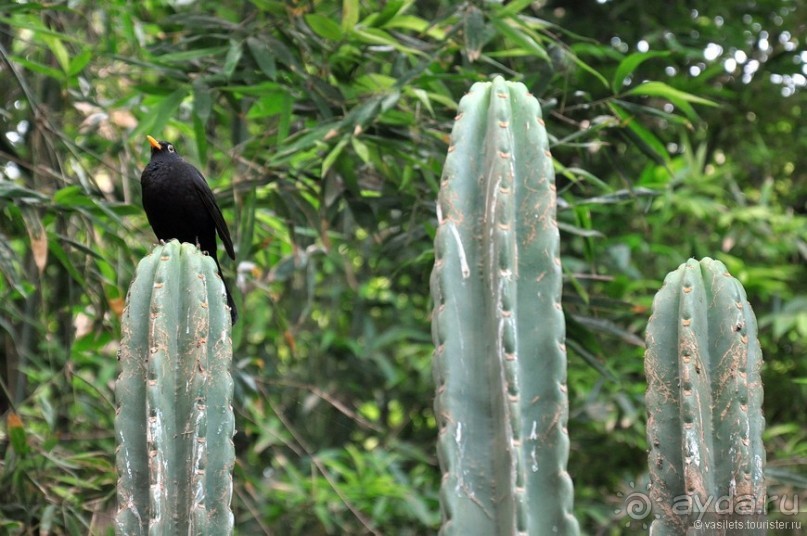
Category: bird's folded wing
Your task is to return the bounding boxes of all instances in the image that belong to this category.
[192,169,236,260]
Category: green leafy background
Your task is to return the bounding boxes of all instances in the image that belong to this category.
[0,0,804,534]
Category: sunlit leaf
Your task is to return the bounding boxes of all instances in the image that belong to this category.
[42,34,70,72]
[629,81,717,106]
[350,136,371,165]
[384,15,437,36]
[498,0,536,16]
[132,89,188,139]
[367,0,406,27]
[223,40,243,79]
[247,92,290,119]
[306,13,344,41]
[409,88,435,116]
[10,55,63,81]
[628,81,718,120]
[353,28,423,55]
[342,0,360,31]
[67,48,93,77]
[322,137,349,178]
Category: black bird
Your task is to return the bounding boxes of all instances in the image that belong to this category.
[141,135,238,324]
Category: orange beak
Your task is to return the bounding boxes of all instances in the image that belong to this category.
[146,135,161,150]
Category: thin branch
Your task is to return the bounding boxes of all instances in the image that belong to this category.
[266,378,383,433]
[268,399,381,536]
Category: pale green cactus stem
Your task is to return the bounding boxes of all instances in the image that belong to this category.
[431,76,578,535]
[645,257,765,535]
[115,240,235,535]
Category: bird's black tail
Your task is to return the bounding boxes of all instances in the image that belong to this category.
[213,256,238,325]
[223,280,238,325]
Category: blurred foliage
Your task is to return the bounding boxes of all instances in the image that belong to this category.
[0,0,805,534]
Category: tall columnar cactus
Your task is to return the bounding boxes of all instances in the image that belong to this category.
[430,76,578,535]
[645,257,765,534]
[116,240,235,535]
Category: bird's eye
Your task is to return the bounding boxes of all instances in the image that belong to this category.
[167,145,175,153]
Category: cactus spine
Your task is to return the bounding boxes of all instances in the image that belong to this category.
[116,240,235,535]
[645,257,766,534]
[431,76,578,535]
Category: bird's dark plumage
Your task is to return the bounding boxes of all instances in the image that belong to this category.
[141,135,238,324]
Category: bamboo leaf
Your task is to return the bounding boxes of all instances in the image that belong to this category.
[42,34,70,72]
[322,137,349,178]
[20,207,47,274]
[132,89,188,139]
[246,37,277,79]
[342,0,359,31]
[628,81,718,106]
[628,81,718,120]
[223,40,243,79]
[306,14,343,41]
[611,103,670,165]
[67,48,93,77]
[612,51,668,92]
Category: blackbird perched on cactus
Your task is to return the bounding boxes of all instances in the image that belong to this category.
[140,135,238,324]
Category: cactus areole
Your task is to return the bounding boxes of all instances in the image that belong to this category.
[431,77,578,535]
[115,240,235,535]
[645,257,765,535]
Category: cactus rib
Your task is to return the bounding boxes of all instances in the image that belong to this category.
[645,257,765,534]
[431,76,578,535]
[115,240,235,535]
